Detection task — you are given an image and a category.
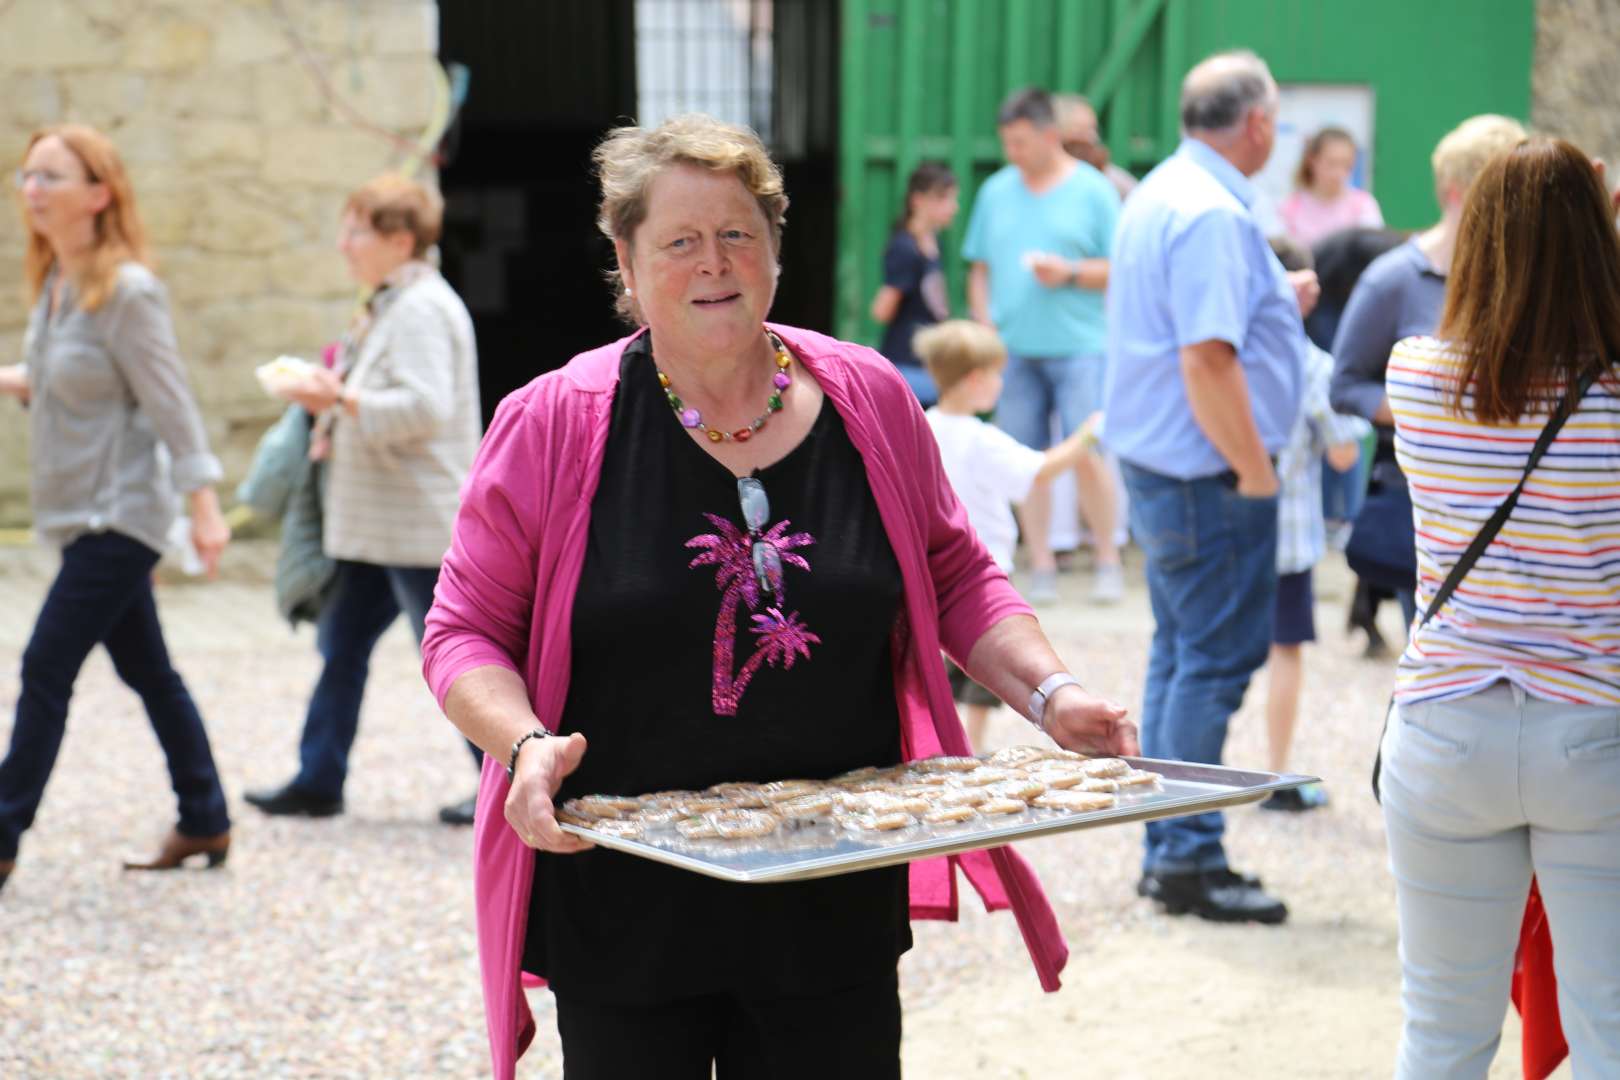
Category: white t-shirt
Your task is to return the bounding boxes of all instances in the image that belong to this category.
[926,408,1045,571]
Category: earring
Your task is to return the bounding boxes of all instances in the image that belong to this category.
[624,286,634,297]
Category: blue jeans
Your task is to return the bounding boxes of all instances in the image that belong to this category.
[1320,439,1370,525]
[0,531,230,860]
[1121,463,1279,875]
[994,352,1105,449]
[293,560,480,799]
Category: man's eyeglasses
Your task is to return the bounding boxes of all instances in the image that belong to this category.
[737,476,783,602]
[13,169,91,191]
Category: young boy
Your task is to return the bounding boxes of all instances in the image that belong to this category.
[915,320,1097,748]
[1263,238,1371,810]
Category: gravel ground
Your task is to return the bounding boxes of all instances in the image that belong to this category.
[0,543,1563,1078]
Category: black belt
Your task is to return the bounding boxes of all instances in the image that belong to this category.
[1214,455,1278,489]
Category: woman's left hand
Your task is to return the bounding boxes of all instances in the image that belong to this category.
[1042,684,1138,757]
[187,488,231,579]
[285,367,344,415]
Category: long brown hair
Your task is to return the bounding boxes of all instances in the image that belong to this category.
[1439,136,1620,424]
[20,124,152,313]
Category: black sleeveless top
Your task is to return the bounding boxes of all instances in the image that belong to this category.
[524,334,912,1003]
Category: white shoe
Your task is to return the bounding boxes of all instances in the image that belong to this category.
[1090,563,1125,604]
[1025,568,1059,606]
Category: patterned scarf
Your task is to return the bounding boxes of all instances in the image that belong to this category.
[310,259,437,459]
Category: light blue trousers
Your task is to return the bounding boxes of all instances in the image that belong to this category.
[1380,681,1620,1078]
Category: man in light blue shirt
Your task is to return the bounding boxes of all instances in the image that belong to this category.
[1103,50,1306,925]
[963,88,1123,605]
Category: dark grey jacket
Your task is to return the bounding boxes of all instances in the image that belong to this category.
[237,403,334,627]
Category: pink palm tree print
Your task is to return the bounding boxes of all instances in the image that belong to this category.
[686,512,818,715]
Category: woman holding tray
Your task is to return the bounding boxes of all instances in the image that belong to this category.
[421,113,1137,1079]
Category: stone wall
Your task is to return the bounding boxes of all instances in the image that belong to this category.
[0,0,441,526]
[1533,0,1620,170]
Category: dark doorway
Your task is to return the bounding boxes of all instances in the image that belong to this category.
[438,1,839,423]
[438,1,637,422]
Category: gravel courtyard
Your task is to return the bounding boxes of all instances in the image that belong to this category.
[0,543,1559,1078]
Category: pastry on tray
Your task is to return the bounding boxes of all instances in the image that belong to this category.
[556,747,1162,845]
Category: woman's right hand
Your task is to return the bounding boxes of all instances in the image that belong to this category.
[505,731,596,854]
[0,364,29,405]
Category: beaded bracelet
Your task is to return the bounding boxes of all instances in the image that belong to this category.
[506,729,551,783]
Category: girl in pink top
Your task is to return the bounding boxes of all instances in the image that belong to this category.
[420,114,1138,1079]
[1280,127,1385,248]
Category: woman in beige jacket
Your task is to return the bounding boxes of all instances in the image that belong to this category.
[245,175,485,826]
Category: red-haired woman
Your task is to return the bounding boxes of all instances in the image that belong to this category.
[0,125,232,894]
[1382,136,1620,1075]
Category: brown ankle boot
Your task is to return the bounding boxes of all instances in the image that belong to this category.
[123,829,231,871]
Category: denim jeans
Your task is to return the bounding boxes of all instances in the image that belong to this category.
[994,352,1106,450]
[0,531,230,861]
[1381,683,1620,1077]
[1121,462,1278,874]
[293,560,481,799]
[1320,439,1370,525]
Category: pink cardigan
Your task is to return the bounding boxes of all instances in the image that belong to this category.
[422,324,1069,1078]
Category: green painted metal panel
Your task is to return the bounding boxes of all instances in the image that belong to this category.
[1181,0,1535,231]
[835,0,1534,343]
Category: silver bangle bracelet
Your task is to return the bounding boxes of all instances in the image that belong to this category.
[1028,673,1083,732]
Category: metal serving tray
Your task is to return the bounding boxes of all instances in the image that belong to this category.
[556,758,1315,884]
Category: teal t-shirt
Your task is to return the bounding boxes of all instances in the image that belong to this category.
[961,161,1120,357]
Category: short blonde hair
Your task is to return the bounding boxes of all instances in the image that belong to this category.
[1431,114,1528,198]
[594,113,789,323]
[344,174,443,258]
[913,320,1007,396]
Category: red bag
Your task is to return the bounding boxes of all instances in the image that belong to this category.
[1511,878,1566,1080]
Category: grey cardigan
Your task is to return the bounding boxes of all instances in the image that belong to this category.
[22,263,222,554]
[1327,239,1446,422]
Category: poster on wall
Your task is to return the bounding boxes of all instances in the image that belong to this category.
[1250,83,1377,235]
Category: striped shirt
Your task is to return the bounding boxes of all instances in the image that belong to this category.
[1389,336,1620,705]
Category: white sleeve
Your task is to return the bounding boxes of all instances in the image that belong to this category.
[1305,346,1372,451]
[973,422,1046,504]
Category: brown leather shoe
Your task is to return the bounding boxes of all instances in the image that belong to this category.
[123,829,231,872]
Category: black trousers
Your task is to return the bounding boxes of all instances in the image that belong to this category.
[555,970,902,1080]
[0,531,230,861]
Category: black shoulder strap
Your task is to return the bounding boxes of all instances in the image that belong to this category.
[1414,365,1603,634]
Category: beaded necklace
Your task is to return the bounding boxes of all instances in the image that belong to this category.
[656,328,793,443]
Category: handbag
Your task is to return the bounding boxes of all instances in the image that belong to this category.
[1344,456,1416,593]
[1371,364,1601,800]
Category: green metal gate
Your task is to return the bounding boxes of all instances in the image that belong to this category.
[835,0,1534,344]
